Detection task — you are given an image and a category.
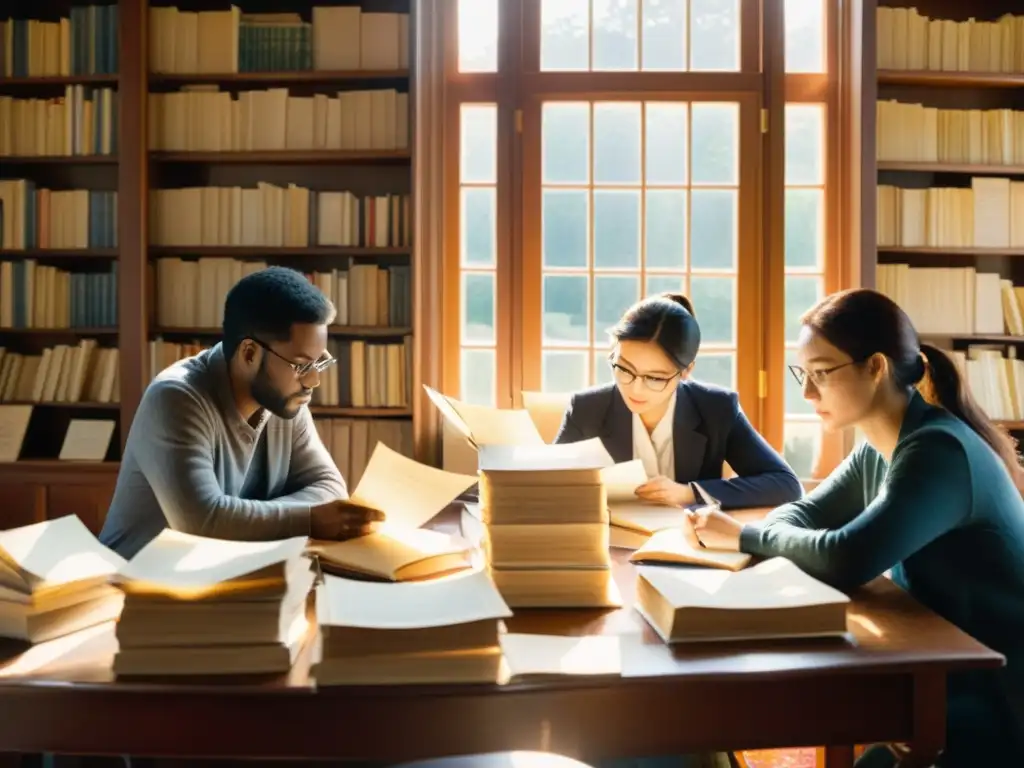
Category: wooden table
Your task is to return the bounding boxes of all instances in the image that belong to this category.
[0,518,1004,767]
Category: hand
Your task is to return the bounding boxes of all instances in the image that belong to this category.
[686,508,744,551]
[310,499,385,541]
[635,476,695,507]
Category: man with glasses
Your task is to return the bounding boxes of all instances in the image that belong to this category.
[100,266,380,559]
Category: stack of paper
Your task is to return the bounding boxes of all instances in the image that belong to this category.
[313,568,512,685]
[468,440,621,608]
[635,557,850,643]
[0,515,125,643]
[111,531,314,676]
[601,459,687,550]
[308,442,479,581]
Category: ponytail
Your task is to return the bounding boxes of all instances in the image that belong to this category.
[919,343,1024,488]
[659,292,697,319]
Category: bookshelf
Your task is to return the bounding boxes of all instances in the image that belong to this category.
[0,0,419,532]
[866,0,1024,432]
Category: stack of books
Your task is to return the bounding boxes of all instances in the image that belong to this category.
[0,515,125,643]
[111,530,314,676]
[312,568,511,685]
[468,439,621,608]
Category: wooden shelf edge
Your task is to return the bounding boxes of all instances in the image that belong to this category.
[921,334,1024,344]
[878,70,1024,87]
[150,150,410,163]
[0,74,118,86]
[0,401,119,409]
[0,460,120,482]
[153,326,412,337]
[0,249,118,259]
[878,162,1024,175]
[0,155,117,164]
[309,407,412,417]
[878,247,1024,256]
[148,246,410,257]
[0,328,118,335]
[149,69,408,84]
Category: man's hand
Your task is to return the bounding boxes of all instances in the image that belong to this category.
[635,476,695,507]
[310,499,386,540]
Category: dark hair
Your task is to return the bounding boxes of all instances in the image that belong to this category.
[608,292,701,369]
[222,266,335,359]
[802,288,1022,483]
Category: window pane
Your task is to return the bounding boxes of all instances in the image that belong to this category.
[693,352,735,389]
[691,103,738,185]
[646,274,686,297]
[461,188,496,267]
[784,420,822,478]
[785,348,815,415]
[785,104,824,185]
[543,190,589,268]
[785,0,825,74]
[785,275,822,343]
[645,190,687,270]
[594,351,615,385]
[645,103,688,185]
[594,274,640,343]
[689,276,735,345]
[462,272,496,344]
[690,0,740,72]
[458,0,499,73]
[543,274,589,343]
[543,350,589,392]
[541,0,590,71]
[690,190,737,270]
[594,190,641,269]
[642,0,687,71]
[594,102,641,184]
[461,349,496,406]
[785,188,824,269]
[543,102,591,184]
[460,105,497,183]
[593,0,638,71]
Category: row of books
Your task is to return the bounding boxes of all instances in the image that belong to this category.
[952,346,1024,423]
[313,417,413,489]
[149,187,411,249]
[877,100,1024,166]
[0,340,120,405]
[148,7,409,74]
[312,338,413,410]
[152,259,411,329]
[0,87,117,158]
[0,262,118,329]
[876,178,1024,249]
[0,183,117,250]
[148,87,409,153]
[875,263,1006,337]
[0,8,119,77]
[877,7,1024,73]
[0,407,116,463]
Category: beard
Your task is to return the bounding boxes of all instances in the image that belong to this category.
[250,359,310,420]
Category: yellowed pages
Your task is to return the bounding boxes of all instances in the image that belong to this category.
[500,633,621,679]
[309,525,471,581]
[600,459,648,502]
[609,501,686,534]
[629,527,752,571]
[423,384,544,447]
[520,390,571,443]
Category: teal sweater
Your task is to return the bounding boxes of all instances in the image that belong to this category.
[741,392,1024,765]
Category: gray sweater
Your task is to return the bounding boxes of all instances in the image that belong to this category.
[99,343,347,559]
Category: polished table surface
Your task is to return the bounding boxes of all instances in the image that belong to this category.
[0,511,1004,766]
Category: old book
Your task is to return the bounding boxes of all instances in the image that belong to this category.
[635,558,850,643]
[310,441,478,581]
[629,527,752,572]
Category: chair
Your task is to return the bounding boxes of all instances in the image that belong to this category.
[391,751,595,768]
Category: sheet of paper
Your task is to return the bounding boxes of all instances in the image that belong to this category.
[630,527,751,571]
[500,633,621,678]
[316,568,512,629]
[351,442,479,529]
[520,390,571,444]
[424,385,544,447]
[59,419,115,461]
[0,404,32,463]
[477,438,614,472]
[0,515,125,587]
[609,501,686,533]
[600,459,649,502]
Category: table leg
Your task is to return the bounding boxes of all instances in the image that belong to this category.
[823,746,855,768]
[901,672,945,768]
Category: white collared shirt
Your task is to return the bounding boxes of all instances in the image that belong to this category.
[632,390,676,479]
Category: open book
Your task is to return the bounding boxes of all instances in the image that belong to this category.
[629,527,752,571]
[309,442,479,581]
[424,384,545,447]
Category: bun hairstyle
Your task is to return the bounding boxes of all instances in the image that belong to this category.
[801,288,1023,485]
[608,291,702,369]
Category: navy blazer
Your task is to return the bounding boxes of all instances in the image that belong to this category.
[554,380,802,510]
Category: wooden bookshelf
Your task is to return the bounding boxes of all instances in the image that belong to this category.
[867,0,1024,431]
[0,0,420,531]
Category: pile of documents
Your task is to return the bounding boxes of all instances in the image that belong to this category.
[111,531,314,676]
[0,515,125,643]
[313,568,511,685]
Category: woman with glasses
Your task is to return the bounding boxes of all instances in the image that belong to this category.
[554,292,802,510]
[690,288,1024,767]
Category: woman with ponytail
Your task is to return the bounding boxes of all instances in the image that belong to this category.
[554,291,802,509]
[690,288,1024,767]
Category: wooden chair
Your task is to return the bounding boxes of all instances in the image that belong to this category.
[391,752,595,768]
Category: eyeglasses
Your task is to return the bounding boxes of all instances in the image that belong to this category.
[248,337,337,378]
[788,360,860,388]
[610,362,680,392]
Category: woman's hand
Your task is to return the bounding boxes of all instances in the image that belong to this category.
[686,508,744,551]
[635,476,695,507]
